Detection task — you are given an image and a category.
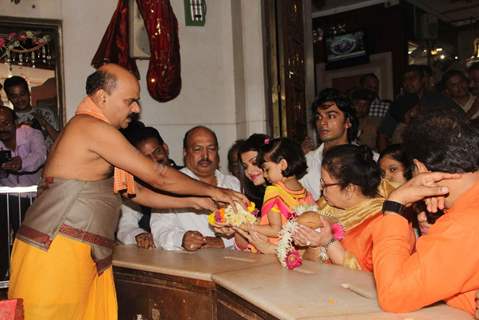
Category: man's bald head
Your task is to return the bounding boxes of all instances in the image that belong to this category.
[85,64,138,96]
[84,64,141,129]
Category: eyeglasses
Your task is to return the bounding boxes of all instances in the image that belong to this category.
[320,179,341,189]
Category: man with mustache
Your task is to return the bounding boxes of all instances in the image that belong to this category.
[3,76,59,148]
[150,126,240,251]
[8,64,247,320]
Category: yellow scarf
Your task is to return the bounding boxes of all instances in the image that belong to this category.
[75,96,136,196]
[317,179,394,231]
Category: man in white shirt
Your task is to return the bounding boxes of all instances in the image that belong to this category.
[300,89,358,200]
[150,126,240,251]
[117,124,181,249]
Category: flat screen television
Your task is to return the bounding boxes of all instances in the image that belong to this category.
[325,30,369,69]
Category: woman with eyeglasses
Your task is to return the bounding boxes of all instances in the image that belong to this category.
[293,144,415,272]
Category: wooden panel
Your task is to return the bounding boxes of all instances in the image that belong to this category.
[114,267,216,320]
[216,286,278,320]
[263,0,307,142]
[280,0,307,142]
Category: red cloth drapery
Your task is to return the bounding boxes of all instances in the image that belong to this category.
[136,0,181,102]
[91,0,140,79]
[91,0,181,102]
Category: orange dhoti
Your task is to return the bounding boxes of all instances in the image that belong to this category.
[8,235,117,320]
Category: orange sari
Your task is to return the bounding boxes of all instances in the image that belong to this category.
[373,179,479,315]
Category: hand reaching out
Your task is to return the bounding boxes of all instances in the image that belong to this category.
[189,197,217,211]
[210,187,249,211]
[211,223,235,237]
[387,172,461,213]
[293,217,332,247]
[233,227,276,254]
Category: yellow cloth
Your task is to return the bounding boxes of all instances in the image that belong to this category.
[342,251,362,271]
[317,179,394,231]
[8,235,117,320]
[75,96,136,196]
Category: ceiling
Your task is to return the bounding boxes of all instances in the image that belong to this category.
[410,0,479,26]
[312,0,479,26]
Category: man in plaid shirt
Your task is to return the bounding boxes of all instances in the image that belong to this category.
[360,73,391,118]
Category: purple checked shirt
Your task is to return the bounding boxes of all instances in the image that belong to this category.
[0,126,47,187]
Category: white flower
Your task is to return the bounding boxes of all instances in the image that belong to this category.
[293,204,319,216]
[276,220,299,268]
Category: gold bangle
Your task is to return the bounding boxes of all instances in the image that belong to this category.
[324,238,336,250]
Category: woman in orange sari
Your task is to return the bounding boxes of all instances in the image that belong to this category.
[293,144,414,272]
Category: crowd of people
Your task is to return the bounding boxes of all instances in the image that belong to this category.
[2,63,479,319]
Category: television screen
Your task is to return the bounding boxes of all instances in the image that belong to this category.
[325,31,369,69]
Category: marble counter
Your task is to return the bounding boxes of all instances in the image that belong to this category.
[113,245,276,281]
[315,304,472,319]
[113,246,473,320]
[212,261,473,320]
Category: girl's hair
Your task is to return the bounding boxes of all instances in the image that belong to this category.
[378,144,413,180]
[322,144,380,197]
[237,134,268,209]
[258,137,308,179]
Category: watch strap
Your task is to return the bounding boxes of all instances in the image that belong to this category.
[382,200,406,215]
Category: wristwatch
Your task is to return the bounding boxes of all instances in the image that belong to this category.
[382,200,406,215]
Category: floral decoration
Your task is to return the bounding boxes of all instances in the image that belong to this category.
[0,30,53,68]
[277,220,303,269]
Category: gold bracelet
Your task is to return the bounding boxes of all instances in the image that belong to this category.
[324,238,337,250]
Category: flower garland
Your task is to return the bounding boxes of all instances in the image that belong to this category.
[276,204,346,269]
[0,31,52,67]
[208,202,258,227]
[276,220,303,269]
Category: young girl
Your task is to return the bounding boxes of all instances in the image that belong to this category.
[379,144,436,235]
[378,144,411,187]
[240,138,315,243]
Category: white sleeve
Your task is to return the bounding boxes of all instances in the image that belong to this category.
[117,203,147,245]
[300,151,321,201]
[150,212,186,250]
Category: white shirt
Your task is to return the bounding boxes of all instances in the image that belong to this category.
[117,200,151,245]
[300,144,324,201]
[300,144,379,201]
[150,167,240,250]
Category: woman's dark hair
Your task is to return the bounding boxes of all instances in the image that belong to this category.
[259,137,308,179]
[227,139,244,180]
[378,144,413,180]
[322,144,381,197]
[403,108,479,173]
[237,134,269,210]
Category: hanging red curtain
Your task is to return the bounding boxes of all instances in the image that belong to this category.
[136,0,182,102]
[91,0,140,79]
